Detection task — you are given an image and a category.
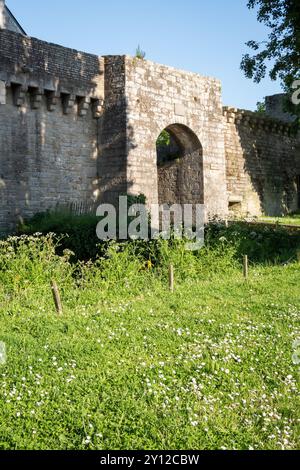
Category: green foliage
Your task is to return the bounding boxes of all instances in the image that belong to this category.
[17,196,147,262]
[18,210,101,261]
[256,100,266,113]
[156,130,171,148]
[241,0,300,84]
[156,130,181,166]
[124,193,147,207]
[241,0,300,121]
[0,234,75,296]
[17,208,300,266]
[206,221,300,264]
[135,45,146,60]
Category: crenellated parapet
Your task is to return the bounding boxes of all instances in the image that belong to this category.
[224,105,300,218]
[0,28,105,118]
[223,106,295,136]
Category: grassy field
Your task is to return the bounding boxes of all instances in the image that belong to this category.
[0,232,299,450]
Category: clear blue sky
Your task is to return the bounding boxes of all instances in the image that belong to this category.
[7,0,282,110]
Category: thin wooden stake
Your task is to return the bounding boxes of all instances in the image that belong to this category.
[169,264,174,292]
[243,255,249,280]
[51,280,63,315]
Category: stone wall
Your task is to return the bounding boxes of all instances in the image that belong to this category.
[0,29,104,232]
[1,28,300,232]
[125,57,228,218]
[224,107,300,217]
[97,56,128,205]
[0,29,104,95]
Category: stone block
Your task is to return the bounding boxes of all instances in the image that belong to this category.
[0,80,5,104]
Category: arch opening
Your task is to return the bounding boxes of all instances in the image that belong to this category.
[156,124,204,207]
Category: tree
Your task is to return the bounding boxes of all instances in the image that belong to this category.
[256,100,266,113]
[156,130,171,148]
[241,0,300,119]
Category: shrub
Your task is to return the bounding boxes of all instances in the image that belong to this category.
[17,208,300,266]
[18,210,101,261]
[0,234,75,295]
[18,195,148,261]
[206,221,300,264]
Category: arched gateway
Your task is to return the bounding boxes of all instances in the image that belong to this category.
[156,124,204,207]
[124,56,228,219]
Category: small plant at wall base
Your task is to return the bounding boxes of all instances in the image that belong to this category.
[123,193,147,207]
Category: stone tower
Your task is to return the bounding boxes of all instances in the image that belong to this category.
[0,1,26,34]
[0,0,5,28]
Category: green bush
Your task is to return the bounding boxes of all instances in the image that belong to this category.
[18,195,148,261]
[0,234,75,295]
[17,208,300,266]
[206,221,300,264]
[18,210,101,261]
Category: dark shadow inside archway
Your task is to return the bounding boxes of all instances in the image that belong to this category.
[156,124,204,206]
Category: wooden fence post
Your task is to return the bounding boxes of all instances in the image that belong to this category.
[50,280,63,315]
[243,255,249,280]
[169,264,174,292]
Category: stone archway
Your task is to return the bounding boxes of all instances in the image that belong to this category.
[156,123,204,207]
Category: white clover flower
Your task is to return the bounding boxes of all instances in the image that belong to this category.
[292,339,300,349]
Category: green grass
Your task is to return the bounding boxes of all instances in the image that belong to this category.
[258,214,300,226]
[0,234,299,450]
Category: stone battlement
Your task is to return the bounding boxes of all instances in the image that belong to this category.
[0,29,104,100]
[223,106,294,135]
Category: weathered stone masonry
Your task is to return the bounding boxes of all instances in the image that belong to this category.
[224,108,300,217]
[0,10,299,232]
[0,29,104,232]
[125,57,227,216]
